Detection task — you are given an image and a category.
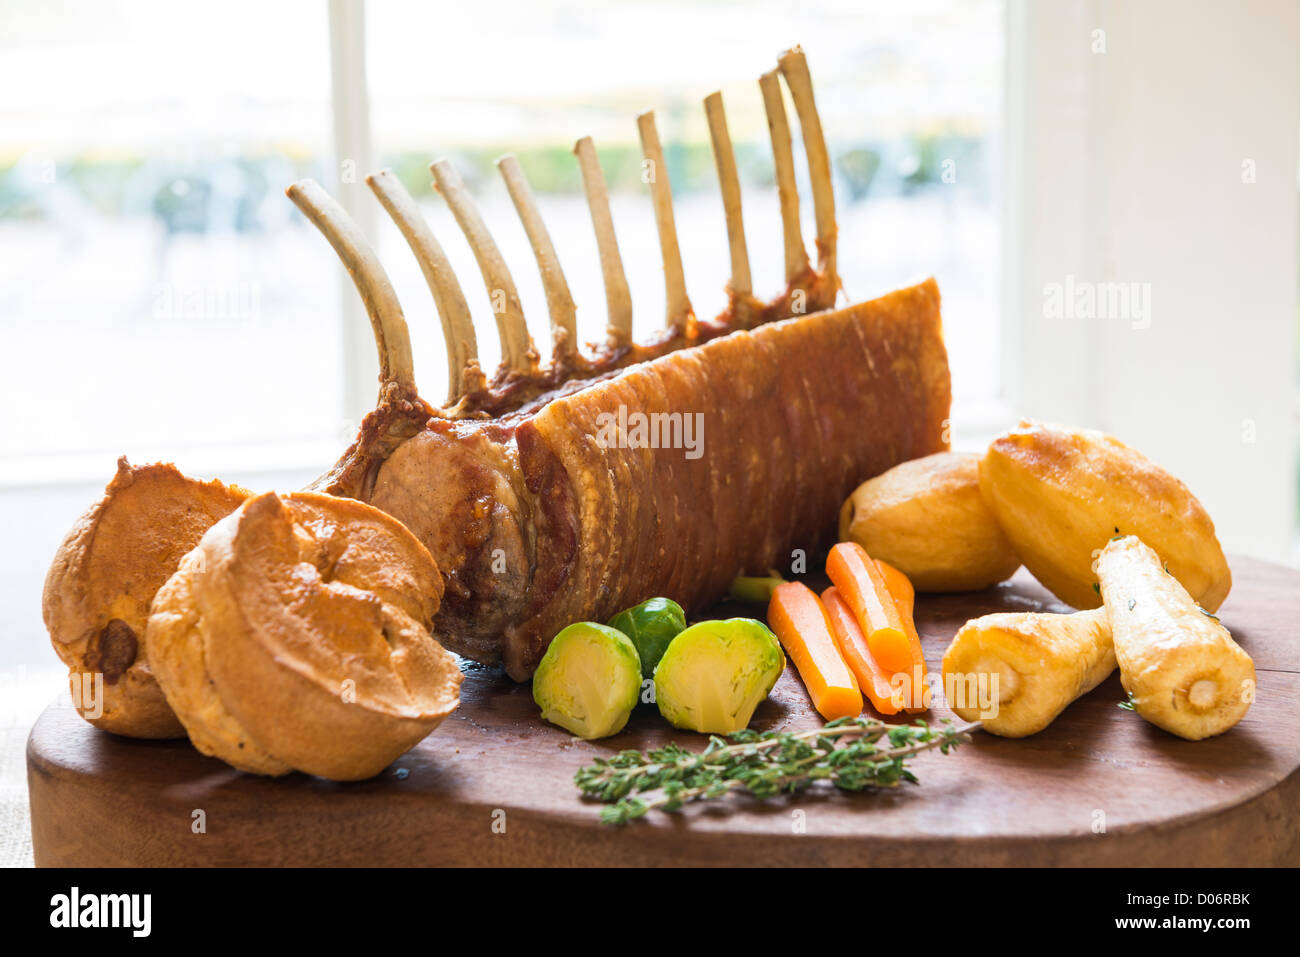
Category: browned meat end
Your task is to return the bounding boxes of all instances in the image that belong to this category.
[369,428,529,666]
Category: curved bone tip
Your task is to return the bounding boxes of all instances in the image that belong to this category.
[429,159,460,192]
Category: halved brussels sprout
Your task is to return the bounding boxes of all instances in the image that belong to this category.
[607,597,687,678]
[653,618,784,734]
[533,622,641,739]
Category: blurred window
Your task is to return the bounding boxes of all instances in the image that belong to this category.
[0,0,341,483]
[0,0,1003,484]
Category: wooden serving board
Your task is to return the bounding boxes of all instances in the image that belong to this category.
[27,555,1300,867]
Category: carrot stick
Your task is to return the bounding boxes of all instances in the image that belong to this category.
[872,558,928,713]
[821,586,902,715]
[875,559,914,618]
[826,542,912,673]
[767,582,862,721]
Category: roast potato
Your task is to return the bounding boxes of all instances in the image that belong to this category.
[838,452,1020,591]
[979,421,1231,612]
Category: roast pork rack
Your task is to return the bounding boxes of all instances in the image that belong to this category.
[283,46,950,679]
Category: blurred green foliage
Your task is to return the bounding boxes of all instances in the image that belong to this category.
[0,131,988,229]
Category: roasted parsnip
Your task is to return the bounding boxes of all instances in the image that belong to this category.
[941,608,1113,737]
[1097,536,1253,741]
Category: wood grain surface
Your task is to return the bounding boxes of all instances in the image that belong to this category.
[28,555,1300,867]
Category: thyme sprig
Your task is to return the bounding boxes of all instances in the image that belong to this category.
[575,716,979,825]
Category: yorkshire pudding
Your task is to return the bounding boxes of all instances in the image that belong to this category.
[42,457,250,738]
[147,490,462,781]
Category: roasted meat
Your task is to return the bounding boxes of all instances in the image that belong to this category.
[297,48,951,678]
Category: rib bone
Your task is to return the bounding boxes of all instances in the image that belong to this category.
[636,111,692,334]
[779,45,837,289]
[497,154,579,364]
[430,159,534,375]
[286,179,415,392]
[365,169,482,404]
[573,136,633,348]
[759,69,808,287]
[704,91,753,322]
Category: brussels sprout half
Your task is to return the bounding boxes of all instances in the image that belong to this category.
[653,618,784,734]
[532,622,642,739]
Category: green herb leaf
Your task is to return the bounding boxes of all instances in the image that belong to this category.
[574,716,979,824]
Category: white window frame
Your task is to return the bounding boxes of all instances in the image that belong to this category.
[328,0,378,426]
